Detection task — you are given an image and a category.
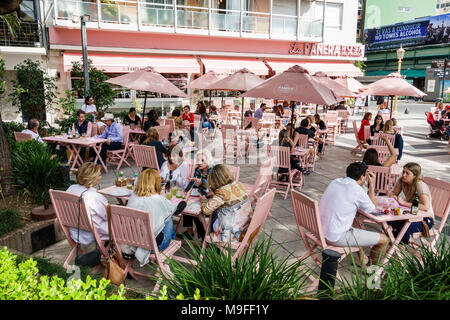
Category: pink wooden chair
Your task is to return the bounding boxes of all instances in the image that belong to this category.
[324,114,338,144]
[366,145,399,164]
[221,124,242,160]
[164,119,175,133]
[242,158,275,207]
[371,133,396,146]
[106,126,131,171]
[337,110,350,133]
[410,177,450,251]
[296,133,315,173]
[193,114,201,128]
[201,188,276,263]
[225,164,240,181]
[381,114,391,123]
[157,119,165,126]
[291,189,361,291]
[364,125,371,142]
[267,145,302,199]
[14,132,32,142]
[133,144,160,172]
[90,124,98,137]
[219,109,228,124]
[352,120,366,153]
[49,189,109,269]
[109,204,184,293]
[367,165,392,195]
[156,125,171,143]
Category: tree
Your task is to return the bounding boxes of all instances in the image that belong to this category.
[70,60,116,113]
[9,58,57,121]
[0,1,22,39]
[354,60,366,73]
[0,57,14,196]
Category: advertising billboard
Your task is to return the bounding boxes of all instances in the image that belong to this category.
[364,13,450,51]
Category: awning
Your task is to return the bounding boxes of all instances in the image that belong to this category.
[200,57,269,76]
[266,60,363,77]
[63,53,201,73]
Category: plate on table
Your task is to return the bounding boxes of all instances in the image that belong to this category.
[109,188,132,197]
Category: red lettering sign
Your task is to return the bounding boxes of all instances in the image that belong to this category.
[289,42,364,58]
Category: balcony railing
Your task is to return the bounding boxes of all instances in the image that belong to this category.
[52,0,323,40]
[0,21,42,47]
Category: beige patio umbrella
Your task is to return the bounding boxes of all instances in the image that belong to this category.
[358,72,426,118]
[106,67,188,129]
[205,68,265,129]
[184,70,222,105]
[241,65,340,136]
[334,76,366,93]
[313,72,356,98]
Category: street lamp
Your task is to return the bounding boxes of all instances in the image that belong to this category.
[393,44,405,114]
[72,14,90,97]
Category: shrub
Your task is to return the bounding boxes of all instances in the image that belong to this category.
[0,247,126,300]
[158,233,312,300]
[11,139,68,204]
[0,209,23,237]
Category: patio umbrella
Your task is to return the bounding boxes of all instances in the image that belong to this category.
[106,67,188,129]
[240,65,340,136]
[313,72,356,113]
[334,76,366,93]
[205,68,265,129]
[358,72,426,118]
[184,70,221,106]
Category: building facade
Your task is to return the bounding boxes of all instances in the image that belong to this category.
[39,0,363,114]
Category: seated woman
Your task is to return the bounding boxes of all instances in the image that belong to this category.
[160,144,190,190]
[180,149,213,240]
[370,114,384,137]
[121,169,186,266]
[199,104,213,131]
[279,129,311,177]
[388,163,434,244]
[169,108,183,130]
[142,127,167,169]
[383,120,404,160]
[362,132,397,168]
[314,114,327,130]
[66,162,108,246]
[201,164,252,242]
[209,105,221,128]
[143,109,160,132]
[352,112,372,154]
[123,107,141,127]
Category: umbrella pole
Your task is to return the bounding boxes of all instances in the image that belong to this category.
[390,96,394,119]
[241,96,245,130]
[209,90,212,106]
[141,91,147,130]
[315,104,318,114]
[221,92,224,108]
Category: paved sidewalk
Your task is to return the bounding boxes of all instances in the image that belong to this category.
[32,102,450,294]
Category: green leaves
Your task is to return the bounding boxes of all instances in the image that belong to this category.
[0,247,126,300]
[0,208,23,237]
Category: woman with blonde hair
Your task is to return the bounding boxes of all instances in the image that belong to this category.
[388,162,434,244]
[142,127,167,169]
[122,169,186,266]
[383,119,404,160]
[179,149,214,240]
[66,162,109,245]
[201,164,252,242]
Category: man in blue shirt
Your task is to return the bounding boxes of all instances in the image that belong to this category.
[90,113,123,164]
[254,103,267,120]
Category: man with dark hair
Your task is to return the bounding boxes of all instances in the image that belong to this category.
[292,117,324,159]
[21,119,44,144]
[253,103,267,120]
[319,162,389,265]
[334,100,347,110]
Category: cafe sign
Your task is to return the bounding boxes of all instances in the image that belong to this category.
[289,42,364,58]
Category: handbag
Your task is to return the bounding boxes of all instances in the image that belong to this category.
[421,219,430,238]
[101,204,126,286]
[75,190,101,268]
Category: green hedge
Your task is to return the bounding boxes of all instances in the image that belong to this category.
[0,209,23,237]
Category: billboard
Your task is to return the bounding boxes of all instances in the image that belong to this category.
[364,13,450,51]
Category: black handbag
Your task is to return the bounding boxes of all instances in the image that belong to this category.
[74,189,101,268]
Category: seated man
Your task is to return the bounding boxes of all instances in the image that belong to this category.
[334,100,347,110]
[90,113,123,164]
[292,118,324,159]
[22,118,44,144]
[319,162,389,265]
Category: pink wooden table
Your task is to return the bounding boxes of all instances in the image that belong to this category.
[43,135,108,172]
[358,196,433,265]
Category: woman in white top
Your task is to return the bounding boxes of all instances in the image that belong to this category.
[388,162,434,244]
[81,96,97,122]
[66,162,109,245]
[121,169,186,266]
[160,144,190,190]
[96,111,107,135]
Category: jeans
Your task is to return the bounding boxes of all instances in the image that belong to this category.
[157,217,176,252]
[90,141,123,163]
[387,218,434,244]
[183,215,206,239]
[318,142,324,153]
[202,121,213,130]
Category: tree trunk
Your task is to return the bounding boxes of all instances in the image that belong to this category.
[0,0,22,15]
[0,112,14,195]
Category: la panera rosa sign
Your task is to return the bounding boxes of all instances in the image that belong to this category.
[289,42,364,58]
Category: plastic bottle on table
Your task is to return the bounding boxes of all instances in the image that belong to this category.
[133,173,139,186]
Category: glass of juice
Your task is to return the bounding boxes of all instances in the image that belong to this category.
[166,193,173,200]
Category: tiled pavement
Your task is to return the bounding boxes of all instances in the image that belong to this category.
[32,102,450,293]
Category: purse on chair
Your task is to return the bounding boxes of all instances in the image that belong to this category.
[75,190,101,268]
[101,204,126,286]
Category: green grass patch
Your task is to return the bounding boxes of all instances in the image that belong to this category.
[0,209,24,237]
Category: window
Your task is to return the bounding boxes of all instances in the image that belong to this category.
[325,3,343,30]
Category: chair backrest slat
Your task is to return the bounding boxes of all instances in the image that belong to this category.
[14,132,32,142]
[366,145,399,164]
[225,164,240,181]
[297,134,309,149]
[423,177,450,223]
[156,125,171,142]
[248,158,275,201]
[267,145,290,170]
[367,165,391,195]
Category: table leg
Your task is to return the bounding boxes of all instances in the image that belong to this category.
[67,144,84,171]
[380,220,411,264]
[92,143,108,173]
